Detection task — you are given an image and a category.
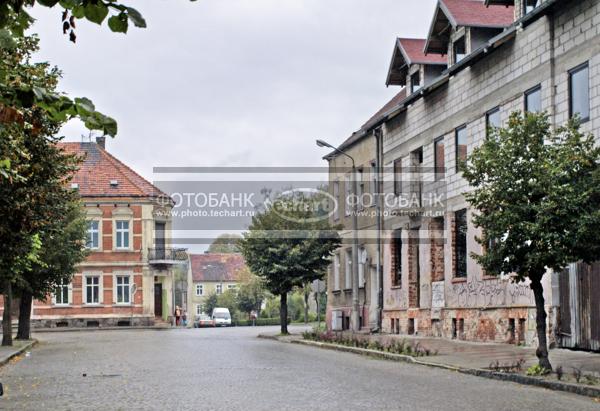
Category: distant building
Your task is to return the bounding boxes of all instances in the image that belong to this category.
[188,253,247,317]
[28,137,186,328]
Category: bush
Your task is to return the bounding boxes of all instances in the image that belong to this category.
[526,364,550,376]
[234,317,282,327]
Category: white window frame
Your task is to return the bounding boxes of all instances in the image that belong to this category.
[196,304,202,316]
[344,249,352,290]
[216,284,223,295]
[332,179,340,220]
[195,284,203,296]
[333,254,341,291]
[227,284,237,290]
[115,220,131,250]
[53,279,72,306]
[344,174,352,216]
[86,220,100,249]
[84,274,103,305]
[114,274,132,305]
[370,162,377,201]
[358,247,367,288]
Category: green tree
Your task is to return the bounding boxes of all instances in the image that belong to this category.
[236,276,265,319]
[216,289,238,318]
[16,199,88,340]
[204,292,218,316]
[208,234,242,254]
[462,112,600,371]
[0,34,93,346]
[239,191,340,334]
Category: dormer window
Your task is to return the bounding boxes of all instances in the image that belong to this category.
[71,183,79,190]
[524,0,540,15]
[410,72,421,94]
[110,180,119,187]
[453,37,466,64]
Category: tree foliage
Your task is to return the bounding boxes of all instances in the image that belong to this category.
[208,234,242,254]
[462,112,600,370]
[236,275,265,317]
[239,191,341,334]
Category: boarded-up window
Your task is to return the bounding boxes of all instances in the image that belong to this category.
[434,137,445,180]
[392,230,402,287]
[454,209,467,278]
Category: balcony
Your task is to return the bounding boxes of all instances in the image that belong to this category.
[148,248,188,266]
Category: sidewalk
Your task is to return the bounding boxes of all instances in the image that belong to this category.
[260,330,600,397]
[0,339,37,367]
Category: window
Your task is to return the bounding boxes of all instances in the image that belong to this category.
[569,63,590,122]
[358,247,366,288]
[455,126,467,171]
[453,37,466,64]
[116,275,131,304]
[486,107,501,137]
[54,279,70,305]
[525,85,541,113]
[196,304,202,316]
[195,284,203,296]
[86,220,99,249]
[216,284,222,295]
[85,276,100,304]
[344,174,352,216]
[454,209,467,278]
[344,249,352,289]
[332,180,340,220]
[370,162,377,198]
[115,220,130,249]
[227,284,237,290]
[393,159,402,196]
[392,230,402,287]
[410,71,421,94]
[357,168,365,209]
[333,254,340,291]
[434,137,445,180]
[524,0,540,15]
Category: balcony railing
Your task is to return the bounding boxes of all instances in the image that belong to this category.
[148,248,188,264]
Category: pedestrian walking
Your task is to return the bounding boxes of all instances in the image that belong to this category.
[175,305,181,326]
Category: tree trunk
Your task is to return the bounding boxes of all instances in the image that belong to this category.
[280,292,288,335]
[16,290,32,340]
[2,281,12,346]
[304,288,309,325]
[530,276,552,371]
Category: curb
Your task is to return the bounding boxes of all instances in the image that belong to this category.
[0,339,37,368]
[286,339,600,399]
[32,326,172,333]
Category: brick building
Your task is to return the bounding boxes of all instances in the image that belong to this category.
[28,138,186,328]
[325,0,600,348]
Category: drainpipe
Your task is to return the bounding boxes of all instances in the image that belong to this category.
[374,127,384,331]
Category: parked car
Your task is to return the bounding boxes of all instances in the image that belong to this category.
[212,308,232,327]
[194,314,215,328]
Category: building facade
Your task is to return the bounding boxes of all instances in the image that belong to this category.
[188,253,246,318]
[30,138,187,328]
[325,0,600,349]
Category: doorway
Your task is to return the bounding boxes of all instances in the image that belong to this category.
[154,283,163,318]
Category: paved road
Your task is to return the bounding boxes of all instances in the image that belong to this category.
[0,326,598,410]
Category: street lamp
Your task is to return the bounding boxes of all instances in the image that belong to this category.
[317,139,361,333]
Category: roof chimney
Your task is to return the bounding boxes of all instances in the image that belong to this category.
[96,136,106,149]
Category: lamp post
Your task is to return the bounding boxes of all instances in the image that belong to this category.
[317,139,361,333]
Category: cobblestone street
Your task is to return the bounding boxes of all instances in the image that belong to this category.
[0,326,598,410]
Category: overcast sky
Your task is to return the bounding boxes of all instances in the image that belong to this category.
[30,0,437,178]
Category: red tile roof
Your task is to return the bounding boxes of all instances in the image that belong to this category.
[190,253,247,282]
[59,142,167,199]
[441,0,514,27]
[397,38,447,65]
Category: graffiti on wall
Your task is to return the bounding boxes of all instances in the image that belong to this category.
[448,278,534,308]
